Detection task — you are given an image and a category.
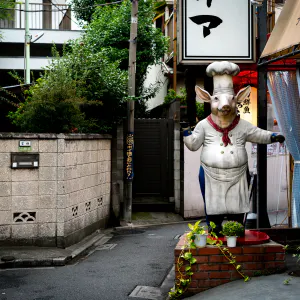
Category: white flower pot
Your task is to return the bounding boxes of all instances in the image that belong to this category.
[194,234,207,248]
[226,236,238,247]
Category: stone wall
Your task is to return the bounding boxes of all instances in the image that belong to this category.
[168,99,181,213]
[0,133,111,247]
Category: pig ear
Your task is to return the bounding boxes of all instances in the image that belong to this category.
[195,86,211,103]
[236,85,251,103]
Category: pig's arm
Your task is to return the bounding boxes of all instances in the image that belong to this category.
[183,122,205,151]
[245,123,274,144]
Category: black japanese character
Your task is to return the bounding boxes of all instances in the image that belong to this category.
[196,0,213,7]
[189,15,223,38]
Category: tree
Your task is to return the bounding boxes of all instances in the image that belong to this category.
[0,0,16,40]
[7,0,169,133]
[8,47,128,133]
[84,0,169,97]
[71,0,101,24]
[0,0,15,20]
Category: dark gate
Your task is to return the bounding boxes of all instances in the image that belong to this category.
[133,119,174,199]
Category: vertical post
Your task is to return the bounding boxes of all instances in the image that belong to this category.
[124,0,138,223]
[25,0,30,84]
[257,0,270,228]
[185,67,196,126]
[173,0,177,91]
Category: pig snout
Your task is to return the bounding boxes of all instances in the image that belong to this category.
[210,94,236,117]
[218,104,230,111]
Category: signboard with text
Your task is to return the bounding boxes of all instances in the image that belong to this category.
[178,0,255,64]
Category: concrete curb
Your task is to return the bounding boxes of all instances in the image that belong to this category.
[115,219,201,230]
[0,232,111,269]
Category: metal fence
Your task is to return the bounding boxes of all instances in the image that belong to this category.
[0,3,72,30]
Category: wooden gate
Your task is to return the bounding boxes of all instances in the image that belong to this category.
[133,119,174,199]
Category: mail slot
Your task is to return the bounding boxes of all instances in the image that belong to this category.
[11,153,39,169]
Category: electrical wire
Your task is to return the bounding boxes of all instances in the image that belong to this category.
[0,0,123,13]
[49,0,79,26]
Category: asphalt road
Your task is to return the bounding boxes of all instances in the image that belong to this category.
[0,223,190,300]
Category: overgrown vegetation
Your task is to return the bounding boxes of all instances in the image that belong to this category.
[5,0,169,133]
[0,0,16,41]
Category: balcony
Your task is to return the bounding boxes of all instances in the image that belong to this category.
[0,2,82,71]
[0,2,76,31]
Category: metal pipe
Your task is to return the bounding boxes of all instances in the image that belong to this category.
[173,0,177,91]
[25,0,31,84]
[258,49,300,67]
[257,0,271,229]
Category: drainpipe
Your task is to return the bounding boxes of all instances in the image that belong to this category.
[173,0,177,91]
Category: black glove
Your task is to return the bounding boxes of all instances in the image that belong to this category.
[180,121,190,130]
[271,134,285,143]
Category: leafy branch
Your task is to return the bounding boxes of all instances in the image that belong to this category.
[208,222,249,282]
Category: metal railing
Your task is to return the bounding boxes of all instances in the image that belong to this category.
[0,2,73,30]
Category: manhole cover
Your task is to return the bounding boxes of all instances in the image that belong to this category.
[112,228,145,236]
[96,244,117,250]
[1,256,15,262]
[288,270,300,277]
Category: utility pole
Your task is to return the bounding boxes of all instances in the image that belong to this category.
[25,0,31,84]
[257,0,271,228]
[124,0,138,223]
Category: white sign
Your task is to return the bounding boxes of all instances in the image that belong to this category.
[179,0,255,63]
[19,141,31,147]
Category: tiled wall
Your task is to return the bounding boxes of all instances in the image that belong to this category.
[0,133,111,247]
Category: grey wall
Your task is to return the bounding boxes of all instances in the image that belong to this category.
[0,133,112,247]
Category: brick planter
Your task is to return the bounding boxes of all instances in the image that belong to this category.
[174,234,286,295]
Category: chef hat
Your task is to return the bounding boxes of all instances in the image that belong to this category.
[206,61,240,95]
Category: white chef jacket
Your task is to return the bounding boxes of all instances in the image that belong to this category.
[184,117,273,215]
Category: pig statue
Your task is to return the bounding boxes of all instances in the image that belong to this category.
[183,61,285,233]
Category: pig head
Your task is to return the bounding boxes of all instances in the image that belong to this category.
[195,83,251,129]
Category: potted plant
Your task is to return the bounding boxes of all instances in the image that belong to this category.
[187,220,208,248]
[221,221,244,247]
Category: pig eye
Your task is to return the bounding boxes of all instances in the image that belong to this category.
[214,97,218,101]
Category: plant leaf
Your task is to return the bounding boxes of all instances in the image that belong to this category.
[190,257,197,264]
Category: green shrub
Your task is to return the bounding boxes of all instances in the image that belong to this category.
[221,221,244,237]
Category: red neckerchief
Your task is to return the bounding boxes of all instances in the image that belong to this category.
[207,114,240,147]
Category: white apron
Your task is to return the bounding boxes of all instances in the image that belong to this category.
[201,162,249,215]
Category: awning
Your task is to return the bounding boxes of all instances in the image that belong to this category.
[259,0,300,66]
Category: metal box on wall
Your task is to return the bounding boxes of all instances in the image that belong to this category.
[11,153,39,169]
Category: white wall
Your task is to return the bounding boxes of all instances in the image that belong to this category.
[1,29,82,44]
[0,29,82,70]
[184,143,289,221]
[144,64,169,111]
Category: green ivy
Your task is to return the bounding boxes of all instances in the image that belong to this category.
[169,221,250,299]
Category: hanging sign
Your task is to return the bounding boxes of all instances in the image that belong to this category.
[178,0,255,64]
[126,133,134,181]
